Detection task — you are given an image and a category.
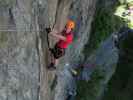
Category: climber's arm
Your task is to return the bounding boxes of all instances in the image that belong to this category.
[49,29,66,41]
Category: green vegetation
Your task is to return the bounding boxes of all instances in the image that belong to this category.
[77,0,127,100]
[76,68,106,100]
[114,1,133,29]
[83,1,124,57]
[103,29,133,100]
[78,0,133,99]
[102,1,133,99]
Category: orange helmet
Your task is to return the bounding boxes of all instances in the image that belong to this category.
[66,20,75,29]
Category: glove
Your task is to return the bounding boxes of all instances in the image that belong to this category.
[45,27,51,33]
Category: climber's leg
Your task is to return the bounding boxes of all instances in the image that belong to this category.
[47,48,56,70]
[48,44,65,70]
[51,52,55,64]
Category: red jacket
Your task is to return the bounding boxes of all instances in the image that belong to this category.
[57,31,73,49]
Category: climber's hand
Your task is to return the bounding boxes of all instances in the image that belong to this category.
[45,27,52,33]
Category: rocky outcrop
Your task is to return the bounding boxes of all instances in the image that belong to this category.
[0,1,39,100]
[0,0,124,99]
[0,0,97,100]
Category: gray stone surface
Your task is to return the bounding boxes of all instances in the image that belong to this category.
[0,1,39,100]
[0,0,118,100]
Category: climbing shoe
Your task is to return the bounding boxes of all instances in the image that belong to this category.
[47,63,56,70]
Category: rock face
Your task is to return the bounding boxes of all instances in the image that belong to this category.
[0,1,39,100]
[0,0,97,100]
[0,0,119,100]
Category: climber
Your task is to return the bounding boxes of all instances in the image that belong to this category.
[47,20,75,70]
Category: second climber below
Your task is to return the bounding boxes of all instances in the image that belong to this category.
[48,19,75,70]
